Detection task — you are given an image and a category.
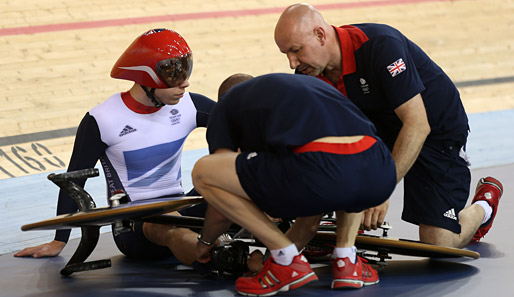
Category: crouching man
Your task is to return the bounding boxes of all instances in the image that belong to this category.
[193,73,396,295]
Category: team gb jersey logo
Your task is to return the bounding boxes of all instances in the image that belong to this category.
[169,109,181,125]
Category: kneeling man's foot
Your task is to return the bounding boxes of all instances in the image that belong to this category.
[235,254,317,296]
[470,176,503,244]
[331,256,379,289]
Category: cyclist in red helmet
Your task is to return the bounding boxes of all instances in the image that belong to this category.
[111,28,194,107]
[15,28,216,266]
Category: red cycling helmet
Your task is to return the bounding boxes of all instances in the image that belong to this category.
[110,28,193,89]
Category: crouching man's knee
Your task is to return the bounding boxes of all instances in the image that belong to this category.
[192,155,213,193]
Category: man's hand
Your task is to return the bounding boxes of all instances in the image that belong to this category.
[247,250,265,274]
[195,241,214,263]
[361,199,389,231]
[13,240,65,258]
[194,205,232,263]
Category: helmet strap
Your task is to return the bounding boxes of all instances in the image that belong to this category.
[141,86,164,108]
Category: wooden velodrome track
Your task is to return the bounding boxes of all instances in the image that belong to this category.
[0,0,513,180]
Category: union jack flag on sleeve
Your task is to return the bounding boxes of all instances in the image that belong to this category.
[387,58,406,77]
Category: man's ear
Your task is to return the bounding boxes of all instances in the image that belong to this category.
[314,26,326,45]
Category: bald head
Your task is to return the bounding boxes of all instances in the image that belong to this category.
[218,73,254,98]
[275,3,328,43]
[274,4,337,76]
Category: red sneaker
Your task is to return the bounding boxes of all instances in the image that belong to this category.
[331,256,379,289]
[235,254,318,296]
[470,177,503,244]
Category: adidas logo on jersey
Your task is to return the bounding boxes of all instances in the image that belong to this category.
[443,208,457,220]
[119,125,137,137]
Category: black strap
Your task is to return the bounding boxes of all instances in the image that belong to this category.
[141,86,164,108]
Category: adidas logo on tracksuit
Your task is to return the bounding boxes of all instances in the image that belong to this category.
[119,125,137,137]
[443,208,457,220]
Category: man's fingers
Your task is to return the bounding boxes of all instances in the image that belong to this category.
[14,241,64,258]
[370,211,381,230]
[14,247,38,257]
[13,249,29,257]
[361,211,372,231]
[196,242,213,263]
[374,206,387,229]
[361,208,383,231]
[197,255,211,263]
[247,250,264,274]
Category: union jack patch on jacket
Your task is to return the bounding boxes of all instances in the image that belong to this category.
[387,58,406,77]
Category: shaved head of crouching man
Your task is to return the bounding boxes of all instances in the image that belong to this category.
[218,73,254,98]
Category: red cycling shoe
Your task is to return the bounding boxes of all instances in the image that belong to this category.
[470,176,503,244]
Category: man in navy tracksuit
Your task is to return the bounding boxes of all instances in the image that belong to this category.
[193,73,397,294]
[275,3,503,249]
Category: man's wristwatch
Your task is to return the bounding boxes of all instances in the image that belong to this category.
[197,233,215,246]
